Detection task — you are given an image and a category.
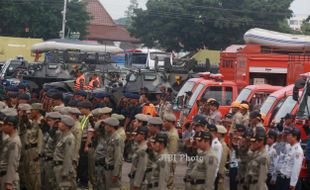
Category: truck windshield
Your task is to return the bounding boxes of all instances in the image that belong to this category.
[260,96,277,115]
[188,83,205,107]
[296,91,310,118]
[235,88,252,102]
[131,53,147,65]
[273,95,297,123]
[176,81,196,98]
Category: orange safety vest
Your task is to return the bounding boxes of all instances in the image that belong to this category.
[75,74,86,90]
[87,77,101,90]
[143,104,158,117]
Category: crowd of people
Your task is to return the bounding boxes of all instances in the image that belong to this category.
[0,84,309,190]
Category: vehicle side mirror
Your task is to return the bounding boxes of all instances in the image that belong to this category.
[293,78,307,101]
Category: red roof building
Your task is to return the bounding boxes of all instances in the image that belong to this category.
[85,0,139,44]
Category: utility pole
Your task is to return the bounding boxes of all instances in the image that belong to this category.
[61,0,67,39]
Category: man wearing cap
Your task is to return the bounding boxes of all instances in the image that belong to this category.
[0,116,21,190]
[208,124,223,189]
[67,107,83,176]
[77,100,93,188]
[280,114,295,132]
[51,92,65,111]
[249,111,264,129]
[16,103,31,189]
[53,115,76,189]
[217,125,229,190]
[112,114,127,143]
[245,127,269,190]
[103,117,124,189]
[188,131,218,190]
[163,113,179,190]
[7,92,19,109]
[0,113,9,188]
[93,92,115,110]
[42,112,62,190]
[278,128,303,190]
[18,93,31,104]
[235,124,251,190]
[208,100,222,125]
[265,129,279,189]
[231,101,243,131]
[149,133,170,189]
[92,107,112,120]
[125,114,148,162]
[24,103,44,190]
[73,90,87,102]
[129,126,148,190]
[274,127,291,188]
[240,103,250,126]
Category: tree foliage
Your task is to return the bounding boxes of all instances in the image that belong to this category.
[129,0,293,51]
[125,0,139,26]
[0,0,90,39]
[301,16,310,35]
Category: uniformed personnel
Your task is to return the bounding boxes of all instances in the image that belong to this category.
[163,113,179,190]
[244,127,270,190]
[0,116,22,190]
[128,126,148,190]
[188,131,218,190]
[103,117,124,190]
[53,115,76,190]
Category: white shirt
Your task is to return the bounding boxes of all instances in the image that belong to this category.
[266,143,279,182]
[280,142,304,187]
[211,137,223,174]
[275,142,290,174]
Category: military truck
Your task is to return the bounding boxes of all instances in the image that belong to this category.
[21,39,123,88]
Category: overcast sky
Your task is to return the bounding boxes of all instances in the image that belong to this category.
[100,0,310,19]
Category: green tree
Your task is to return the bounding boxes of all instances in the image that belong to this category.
[125,0,139,26]
[0,0,90,39]
[301,16,310,35]
[129,0,293,51]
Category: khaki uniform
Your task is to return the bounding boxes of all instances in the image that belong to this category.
[218,139,230,190]
[144,140,157,187]
[116,127,126,143]
[24,117,44,190]
[149,150,170,190]
[71,121,82,166]
[94,135,107,190]
[184,154,196,190]
[42,129,61,190]
[53,131,76,190]
[231,111,243,132]
[242,112,249,126]
[245,149,270,190]
[129,141,148,189]
[236,138,251,189]
[208,110,222,125]
[104,131,124,190]
[0,132,21,190]
[167,127,179,190]
[159,101,173,119]
[0,133,9,174]
[188,149,218,190]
